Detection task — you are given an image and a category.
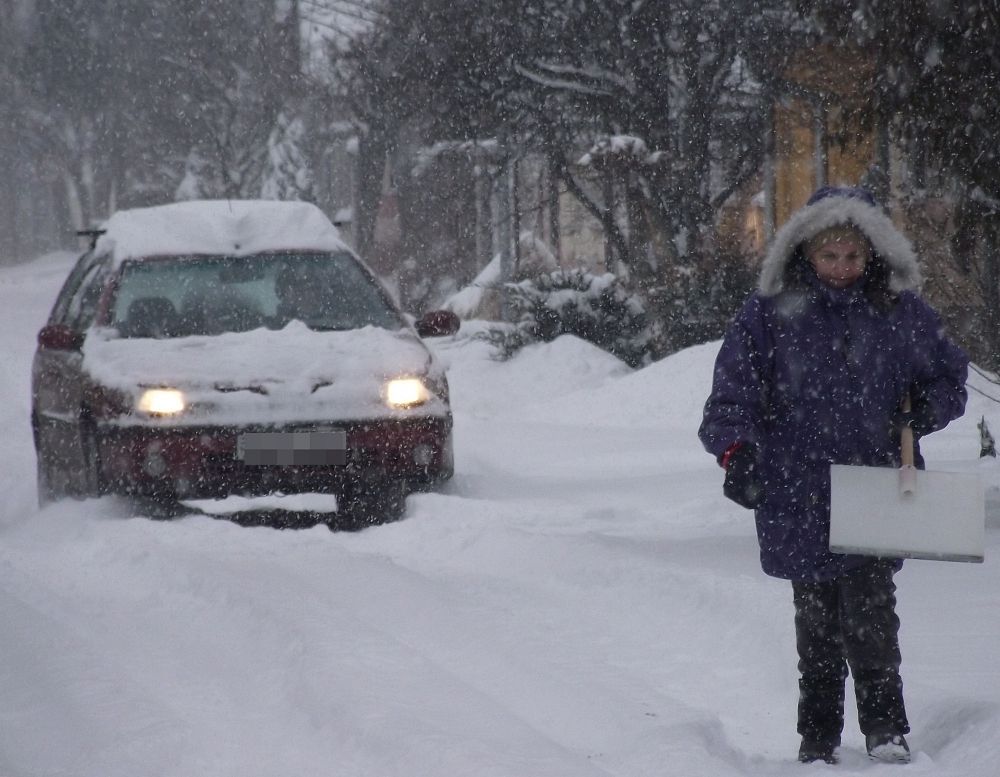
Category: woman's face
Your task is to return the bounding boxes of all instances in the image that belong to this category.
[808,232,870,289]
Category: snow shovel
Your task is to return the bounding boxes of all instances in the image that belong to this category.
[828,400,985,563]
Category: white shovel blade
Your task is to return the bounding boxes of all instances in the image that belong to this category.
[829,464,985,563]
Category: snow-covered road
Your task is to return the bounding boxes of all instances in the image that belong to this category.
[1,253,997,776]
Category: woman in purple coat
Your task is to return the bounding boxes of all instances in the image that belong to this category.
[699,186,968,765]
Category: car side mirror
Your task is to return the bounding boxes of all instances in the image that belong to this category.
[415,310,460,338]
[37,324,85,351]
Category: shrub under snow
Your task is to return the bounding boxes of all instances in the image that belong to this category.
[484,269,659,368]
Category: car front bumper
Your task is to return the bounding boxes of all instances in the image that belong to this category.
[95,415,454,499]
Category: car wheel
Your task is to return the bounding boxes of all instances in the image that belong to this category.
[77,420,105,499]
[128,495,189,520]
[332,480,407,531]
[34,412,71,507]
[36,446,62,507]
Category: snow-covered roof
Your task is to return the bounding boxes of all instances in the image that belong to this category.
[93,200,349,266]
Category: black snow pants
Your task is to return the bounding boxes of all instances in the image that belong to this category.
[792,559,909,743]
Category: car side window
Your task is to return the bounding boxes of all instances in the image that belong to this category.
[49,252,102,326]
[66,259,109,332]
[50,253,109,332]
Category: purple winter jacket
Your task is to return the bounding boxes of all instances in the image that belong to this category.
[699,191,968,581]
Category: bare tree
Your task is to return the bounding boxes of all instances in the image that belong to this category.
[822,0,1000,367]
[334,0,796,342]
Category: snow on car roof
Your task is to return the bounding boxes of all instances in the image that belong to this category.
[93,200,349,266]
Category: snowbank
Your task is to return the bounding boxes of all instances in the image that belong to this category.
[0,253,998,777]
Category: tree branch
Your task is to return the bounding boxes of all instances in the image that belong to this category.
[552,158,629,264]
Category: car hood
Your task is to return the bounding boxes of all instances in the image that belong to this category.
[82,322,449,427]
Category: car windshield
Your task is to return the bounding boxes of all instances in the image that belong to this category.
[110,252,404,338]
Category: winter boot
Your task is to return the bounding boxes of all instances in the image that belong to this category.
[798,736,840,764]
[866,732,911,764]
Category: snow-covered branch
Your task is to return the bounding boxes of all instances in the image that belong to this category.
[514,64,614,98]
[527,60,633,92]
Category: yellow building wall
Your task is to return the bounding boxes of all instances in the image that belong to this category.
[773,45,877,226]
[827,106,875,192]
[774,98,817,227]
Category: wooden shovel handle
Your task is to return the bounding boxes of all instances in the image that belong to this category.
[900,394,915,468]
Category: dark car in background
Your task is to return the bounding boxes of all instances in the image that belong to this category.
[31,200,459,526]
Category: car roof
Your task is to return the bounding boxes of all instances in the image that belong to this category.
[92,200,350,268]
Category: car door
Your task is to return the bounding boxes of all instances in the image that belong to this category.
[32,252,111,485]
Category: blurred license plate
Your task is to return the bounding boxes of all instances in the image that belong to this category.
[237,430,347,466]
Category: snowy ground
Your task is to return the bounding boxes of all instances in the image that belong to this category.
[1,252,998,777]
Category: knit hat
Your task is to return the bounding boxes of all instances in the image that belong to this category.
[805,186,877,208]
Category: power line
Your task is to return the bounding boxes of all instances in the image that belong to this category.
[968,381,1000,405]
[970,362,1000,386]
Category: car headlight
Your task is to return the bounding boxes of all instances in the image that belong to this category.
[384,377,430,408]
[137,388,187,416]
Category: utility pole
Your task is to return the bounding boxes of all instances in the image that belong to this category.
[763,103,776,241]
[814,100,828,190]
[474,144,492,271]
[495,132,515,322]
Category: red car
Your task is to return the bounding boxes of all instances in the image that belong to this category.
[31,200,459,526]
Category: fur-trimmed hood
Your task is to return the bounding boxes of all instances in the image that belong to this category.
[758,192,922,296]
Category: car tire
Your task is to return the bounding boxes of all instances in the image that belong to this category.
[36,447,61,507]
[128,495,189,520]
[34,412,70,507]
[332,480,407,531]
[77,420,105,499]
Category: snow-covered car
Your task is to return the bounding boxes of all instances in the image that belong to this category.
[31,200,459,524]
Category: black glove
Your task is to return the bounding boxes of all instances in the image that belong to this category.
[722,443,764,510]
[891,399,936,437]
